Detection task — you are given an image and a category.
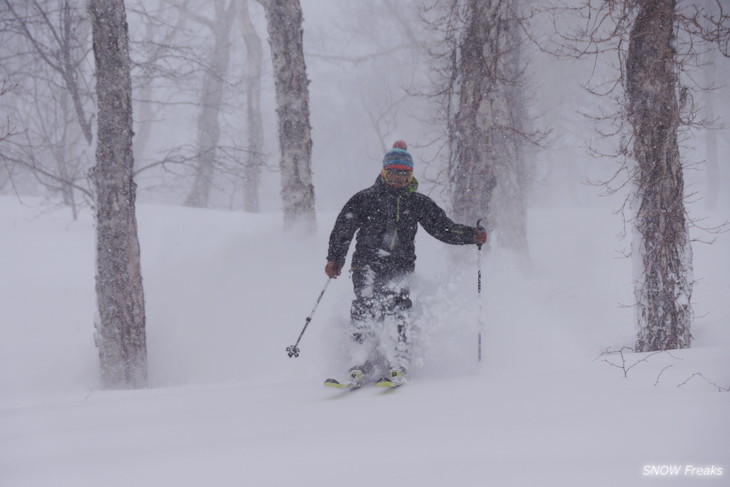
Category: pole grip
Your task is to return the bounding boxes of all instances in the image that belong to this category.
[476,218,485,251]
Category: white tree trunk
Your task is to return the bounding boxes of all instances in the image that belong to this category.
[53,90,79,219]
[132,1,160,169]
[260,0,316,228]
[89,0,147,388]
[240,0,264,213]
[184,1,237,208]
[450,0,527,258]
[626,0,693,352]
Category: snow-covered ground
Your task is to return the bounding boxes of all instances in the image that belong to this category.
[1,195,728,486]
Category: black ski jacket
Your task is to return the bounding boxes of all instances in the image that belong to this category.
[327,176,476,274]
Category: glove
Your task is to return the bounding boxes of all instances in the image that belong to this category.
[473,228,487,246]
[325,261,342,278]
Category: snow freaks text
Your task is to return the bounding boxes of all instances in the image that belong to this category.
[642,465,724,477]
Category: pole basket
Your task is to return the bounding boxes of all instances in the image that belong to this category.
[285,279,331,359]
[286,345,300,358]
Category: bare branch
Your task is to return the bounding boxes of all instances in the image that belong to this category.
[677,372,730,392]
[595,346,684,378]
[0,151,93,199]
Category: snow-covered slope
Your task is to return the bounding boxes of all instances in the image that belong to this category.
[1,196,728,486]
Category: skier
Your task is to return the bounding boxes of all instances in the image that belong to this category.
[324,140,487,388]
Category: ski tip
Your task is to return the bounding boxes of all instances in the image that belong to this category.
[375,369,406,388]
[374,378,401,388]
[324,378,352,389]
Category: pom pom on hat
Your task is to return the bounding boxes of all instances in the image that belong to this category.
[382,140,414,171]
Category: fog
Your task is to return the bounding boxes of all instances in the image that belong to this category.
[1,1,726,220]
[120,0,730,218]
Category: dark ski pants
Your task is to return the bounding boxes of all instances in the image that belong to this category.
[349,266,412,372]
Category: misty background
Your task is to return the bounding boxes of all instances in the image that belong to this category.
[3,0,727,220]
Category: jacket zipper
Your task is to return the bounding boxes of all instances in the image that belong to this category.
[390,196,400,250]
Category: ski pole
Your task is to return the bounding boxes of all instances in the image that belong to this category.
[476,219,485,362]
[286,278,332,358]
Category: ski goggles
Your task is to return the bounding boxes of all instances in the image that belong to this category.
[383,168,413,186]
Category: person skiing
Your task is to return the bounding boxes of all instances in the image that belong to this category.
[324,140,487,388]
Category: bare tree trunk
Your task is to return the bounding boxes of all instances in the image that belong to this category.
[2,0,94,145]
[132,2,160,169]
[497,3,529,260]
[184,1,237,208]
[703,47,718,210]
[450,0,527,258]
[89,0,147,388]
[27,72,81,219]
[240,0,264,213]
[131,0,191,171]
[450,0,498,228]
[53,90,79,219]
[259,0,315,228]
[626,0,693,352]
[1,0,93,215]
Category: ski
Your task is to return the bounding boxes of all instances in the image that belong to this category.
[374,369,406,388]
[324,369,406,389]
[324,369,366,390]
[323,378,363,390]
[374,377,402,388]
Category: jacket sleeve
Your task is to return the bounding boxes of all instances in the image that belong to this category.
[326,193,361,267]
[417,194,475,246]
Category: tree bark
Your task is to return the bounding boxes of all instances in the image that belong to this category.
[259,0,316,228]
[89,0,147,388]
[626,0,693,352]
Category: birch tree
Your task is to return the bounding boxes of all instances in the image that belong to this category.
[547,0,729,351]
[89,0,147,388]
[0,81,16,199]
[2,0,94,144]
[0,81,15,144]
[183,0,237,208]
[626,0,692,351]
[129,0,191,168]
[0,0,94,216]
[239,0,264,213]
[430,0,530,259]
[257,0,315,228]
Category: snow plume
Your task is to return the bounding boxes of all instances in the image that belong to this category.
[406,244,540,379]
[410,270,480,376]
[311,222,611,383]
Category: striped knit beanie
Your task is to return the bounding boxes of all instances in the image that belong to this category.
[382,140,414,171]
